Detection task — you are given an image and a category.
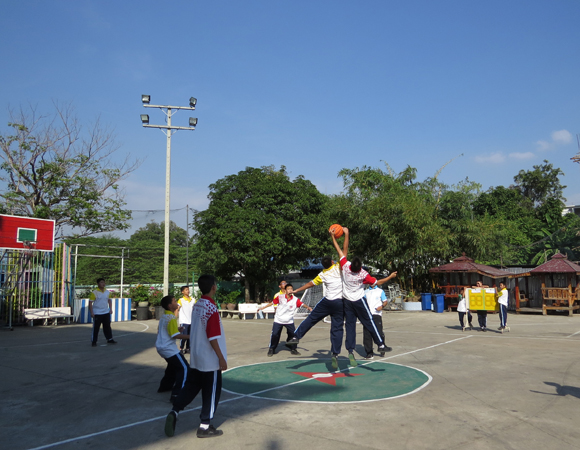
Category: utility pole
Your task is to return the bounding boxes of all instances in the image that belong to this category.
[141,95,198,295]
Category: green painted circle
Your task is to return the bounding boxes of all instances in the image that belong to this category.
[223,359,431,403]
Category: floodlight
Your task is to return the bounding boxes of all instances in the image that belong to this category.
[189,117,198,127]
[140,114,149,124]
[189,97,197,108]
[142,95,151,104]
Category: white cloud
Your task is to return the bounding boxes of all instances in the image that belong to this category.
[509,152,535,160]
[536,140,552,151]
[474,152,506,164]
[552,129,573,144]
[536,129,573,151]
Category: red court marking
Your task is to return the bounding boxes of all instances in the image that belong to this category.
[292,371,364,386]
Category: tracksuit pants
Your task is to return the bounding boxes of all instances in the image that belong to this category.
[499,304,508,328]
[269,322,297,350]
[458,311,473,328]
[179,324,191,350]
[477,310,488,328]
[158,352,189,396]
[294,297,344,355]
[344,297,385,352]
[173,368,222,425]
[363,315,385,356]
[92,313,113,344]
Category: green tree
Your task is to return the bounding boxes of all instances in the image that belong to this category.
[127,221,194,284]
[0,103,139,238]
[331,165,450,292]
[194,166,328,301]
[66,235,127,285]
[514,160,565,209]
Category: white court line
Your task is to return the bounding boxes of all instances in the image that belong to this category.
[566,330,580,338]
[385,329,580,341]
[27,335,470,449]
[0,322,149,349]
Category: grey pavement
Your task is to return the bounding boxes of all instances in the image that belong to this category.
[2,311,580,450]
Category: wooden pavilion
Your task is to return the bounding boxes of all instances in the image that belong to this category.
[429,254,513,310]
[529,253,580,316]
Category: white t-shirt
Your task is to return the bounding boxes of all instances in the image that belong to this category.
[340,257,377,301]
[156,310,181,359]
[498,288,509,306]
[457,294,467,312]
[89,289,110,314]
[273,294,304,325]
[178,296,194,325]
[365,287,387,316]
[189,296,227,372]
[311,262,343,300]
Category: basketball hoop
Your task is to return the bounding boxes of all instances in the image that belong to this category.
[22,241,36,257]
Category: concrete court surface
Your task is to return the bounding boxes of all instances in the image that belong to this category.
[2,311,580,450]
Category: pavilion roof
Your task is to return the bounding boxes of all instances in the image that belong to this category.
[429,255,513,279]
[529,253,580,274]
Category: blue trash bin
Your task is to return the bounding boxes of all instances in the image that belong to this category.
[420,293,431,310]
[432,293,445,313]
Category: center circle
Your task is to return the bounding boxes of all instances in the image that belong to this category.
[223,359,431,403]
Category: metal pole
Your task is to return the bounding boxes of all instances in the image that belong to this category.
[120,248,125,298]
[186,204,189,287]
[163,109,172,296]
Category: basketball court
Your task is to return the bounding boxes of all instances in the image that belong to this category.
[2,311,580,450]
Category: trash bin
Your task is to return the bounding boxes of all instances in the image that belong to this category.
[136,306,149,320]
[420,293,431,311]
[432,293,445,313]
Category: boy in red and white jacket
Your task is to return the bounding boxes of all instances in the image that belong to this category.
[260,284,312,357]
[331,230,397,367]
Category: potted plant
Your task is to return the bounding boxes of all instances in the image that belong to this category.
[402,289,422,311]
[148,286,164,319]
[128,284,150,307]
[217,286,242,317]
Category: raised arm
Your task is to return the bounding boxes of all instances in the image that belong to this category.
[375,271,398,287]
[330,229,344,259]
[293,281,315,295]
[258,301,274,311]
[342,227,349,259]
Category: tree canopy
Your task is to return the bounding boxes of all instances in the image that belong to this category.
[0,104,139,238]
[193,165,328,301]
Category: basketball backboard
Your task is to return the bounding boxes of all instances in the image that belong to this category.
[0,214,56,251]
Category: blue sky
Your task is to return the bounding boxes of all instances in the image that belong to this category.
[1,0,579,233]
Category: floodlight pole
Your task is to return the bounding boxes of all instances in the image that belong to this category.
[142,99,197,296]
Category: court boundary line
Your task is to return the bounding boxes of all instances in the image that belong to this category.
[0,322,150,349]
[27,335,470,449]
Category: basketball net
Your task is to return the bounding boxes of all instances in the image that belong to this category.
[22,241,37,258]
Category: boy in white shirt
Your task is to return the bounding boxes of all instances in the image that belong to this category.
[457,287,473,331]
[176,286,194,354]
[331,231,397,366]
[165,275,227,439]
[363,284,389,359]
[497,282,510,332]
[156,295,190,402]
[260,284,312,356]
[88,278,116,346]
[289,227,350,370]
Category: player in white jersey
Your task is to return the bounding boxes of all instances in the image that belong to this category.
[262,284,312,357]
[331,230,398,367]
[288,227,350,370]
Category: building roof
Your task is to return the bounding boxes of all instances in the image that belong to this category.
[529,253,580,274]
[429,255,513,279]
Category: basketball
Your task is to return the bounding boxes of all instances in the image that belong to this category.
[329,224,344,238]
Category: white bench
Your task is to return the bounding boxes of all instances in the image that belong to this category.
[218,303,276,319]
[238,303,276,320]
[24,307,74,326]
